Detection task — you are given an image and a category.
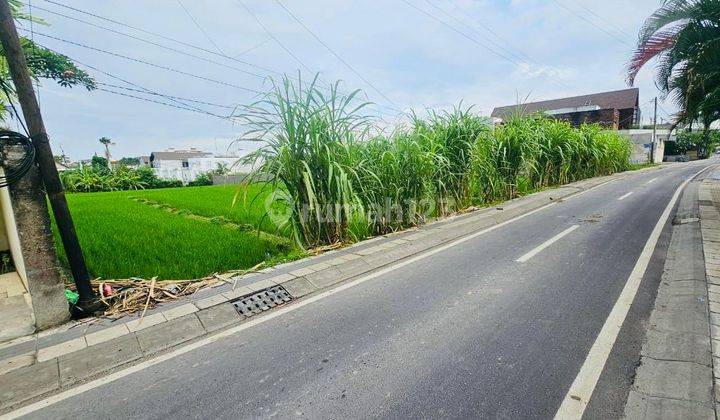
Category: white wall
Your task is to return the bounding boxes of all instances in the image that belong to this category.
[618,129,671,164]
[153,156,244,183]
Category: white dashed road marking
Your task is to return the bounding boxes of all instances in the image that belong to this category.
[516,225,579,263]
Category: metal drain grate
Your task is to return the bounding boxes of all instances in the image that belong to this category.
[232,285,293,317]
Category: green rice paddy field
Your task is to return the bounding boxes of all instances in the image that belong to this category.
[51,184,301,280]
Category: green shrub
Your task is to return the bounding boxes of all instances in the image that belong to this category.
[91,155,110,174]
[675,130,720,158]
[188,172,213,187]
[61,165,187,192]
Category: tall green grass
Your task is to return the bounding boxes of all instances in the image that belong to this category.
[240,76,632,248]
[240,75,370,246]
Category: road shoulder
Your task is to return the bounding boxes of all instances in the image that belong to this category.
[622,170,716,419]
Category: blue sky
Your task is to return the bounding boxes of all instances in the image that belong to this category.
[21,0,671,160]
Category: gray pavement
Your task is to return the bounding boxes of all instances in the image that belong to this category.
[2,161,716,419]
[622,173,715,419]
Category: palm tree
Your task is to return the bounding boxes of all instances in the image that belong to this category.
[98,137,114,169]
[627,0,720,129]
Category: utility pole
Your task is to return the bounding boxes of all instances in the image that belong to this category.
[0,0,95,309]
[651,97,658,163]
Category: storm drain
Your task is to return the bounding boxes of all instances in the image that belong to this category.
[231,285,293,317]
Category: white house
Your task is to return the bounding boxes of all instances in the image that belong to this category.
[149,148,243,183]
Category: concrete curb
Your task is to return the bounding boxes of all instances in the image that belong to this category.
[0,166,663,412]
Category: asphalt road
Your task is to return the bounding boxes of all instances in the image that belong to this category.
[20,161,716,419]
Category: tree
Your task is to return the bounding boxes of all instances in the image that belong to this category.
[214,162,230,175]
[627,0,720,129]
[117,157,140,167]
[91,155,109,174]
[98,137,114,168]
[0,0,95,122]
[676,130,720,158]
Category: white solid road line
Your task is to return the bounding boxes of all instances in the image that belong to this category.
[617,192,633,200]
[0,173,629,419]
[554,165,714,420]
[646,177,658,184]
[515,225,579,263]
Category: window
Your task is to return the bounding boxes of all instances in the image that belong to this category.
[182,160,189,168]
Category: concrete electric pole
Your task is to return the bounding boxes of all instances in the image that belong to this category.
[0,0,95,311]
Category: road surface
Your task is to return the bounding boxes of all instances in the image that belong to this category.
[15,161,715,419]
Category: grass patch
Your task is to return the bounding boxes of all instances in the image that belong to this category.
[128,183,286,236]
[628,162,659,171]
[52,187,301,280]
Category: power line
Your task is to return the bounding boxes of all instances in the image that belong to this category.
[236,0,312,74]
[401,0,573,91]
[435,0,575,91]
[21,29,265,94]
[233,37,272,57]
[67,57,211,114]
[175,0,225,56]
[399,0,521,67]
[550,0,632,47]
[37,0,279,76]
[96,87,231,120]
[234,0,402,117]
[96,82,236,109]
[32,4,271,80]
[237,0,402,117]
[423,0,532,67]
[273,0,400,108]
[440,1,533,62]
[572,3,633,39]
[36,0,401,116]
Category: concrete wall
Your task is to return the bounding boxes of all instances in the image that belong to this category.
[212,172,273,185]
[617,129,671,164]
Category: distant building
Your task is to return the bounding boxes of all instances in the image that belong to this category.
[149,148,241,183]
[491,88,640,130]
[54,160,77,172]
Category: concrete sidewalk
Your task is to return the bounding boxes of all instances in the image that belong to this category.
[0,168,661,413]
[623,168,717,419]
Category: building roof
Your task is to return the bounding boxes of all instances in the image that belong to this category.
[55,161,76,171]
[150,149,210,161]
[491,88,639,119]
